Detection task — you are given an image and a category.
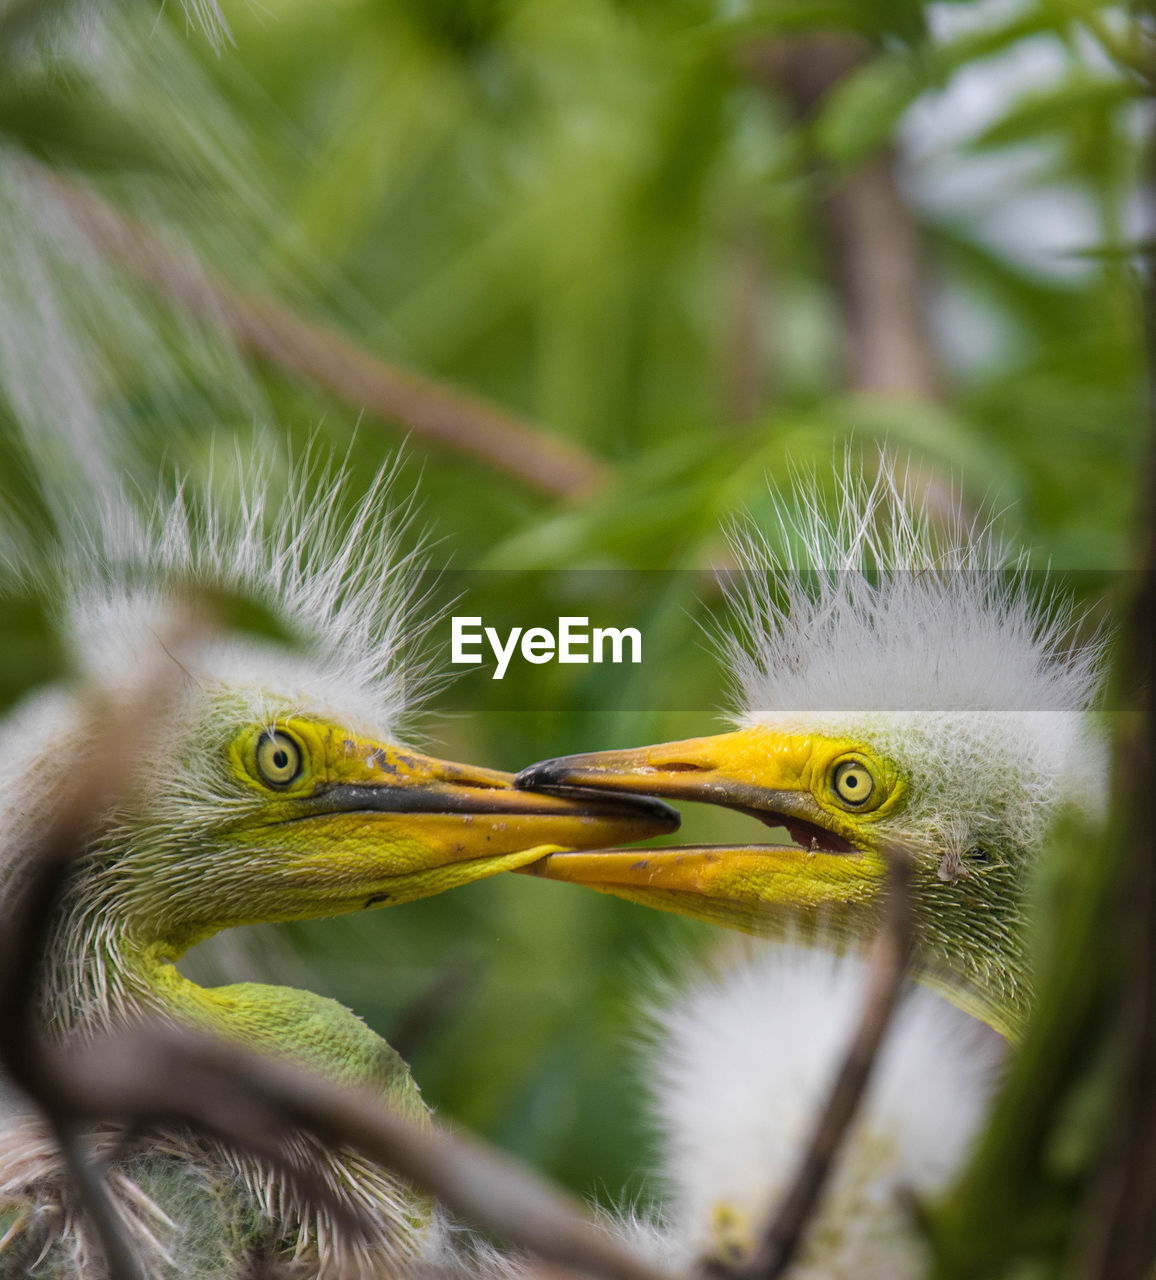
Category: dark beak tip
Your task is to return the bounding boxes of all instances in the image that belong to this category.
[516,756,679,833]
[515,759,571,790]
[585,790,681,834]
[642,797,682,833]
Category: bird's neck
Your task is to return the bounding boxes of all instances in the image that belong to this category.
[136,944,428,1113]
[48,886,427,1116]
[912,863,1030,1044]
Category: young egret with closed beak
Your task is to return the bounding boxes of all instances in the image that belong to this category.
[519,465,1105,1042]
[0,458,675,1279]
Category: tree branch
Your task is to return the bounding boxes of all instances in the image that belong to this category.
[702,846,914,1280]
[47,1025,670,1280]
[743,34,945,402]
[39,173,612,502]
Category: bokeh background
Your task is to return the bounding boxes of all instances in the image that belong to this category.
[0,0,1150,1235]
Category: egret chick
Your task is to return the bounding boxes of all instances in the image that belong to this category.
[0,456,675,1279]
[520,462,1106,1040]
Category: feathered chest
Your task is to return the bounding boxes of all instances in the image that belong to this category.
[0,1112,430,1279]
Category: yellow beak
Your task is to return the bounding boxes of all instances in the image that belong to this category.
[515,730,887,931]
[305,742,683,878]
[238,730,681,920]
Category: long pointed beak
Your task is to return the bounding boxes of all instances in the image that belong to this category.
[514,731,887,927]
[300,747,681,825]
[515,733,804,811]
[273,736,680,910]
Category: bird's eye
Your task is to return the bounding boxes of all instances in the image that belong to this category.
[255,731,302,788]
[831,759,874,808]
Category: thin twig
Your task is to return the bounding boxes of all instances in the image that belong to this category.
[0,615,206,1280]
[741,34,944,402]
[50,1024,671,1280]
[36,171,612,501]
[52,1121,149,1280]
[702,846,914,1280]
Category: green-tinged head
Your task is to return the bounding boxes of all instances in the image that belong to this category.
[518,465,1107,1042]
[98,687,673,960]
[0,454,674,1062]
[0,451,678,1273]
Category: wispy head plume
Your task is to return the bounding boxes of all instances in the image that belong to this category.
[719,457,1105,718]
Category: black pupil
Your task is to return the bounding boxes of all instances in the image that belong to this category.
[272,748,289,770]
[846,774,858,788]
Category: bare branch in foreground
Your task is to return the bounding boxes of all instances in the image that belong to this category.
[0,605,666,1280]
[46,1025,670,1280]
[0,614,208,1280]
[701,847,914,1280]
[37,172,612,502]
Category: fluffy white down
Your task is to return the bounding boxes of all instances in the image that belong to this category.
[0,451,432,1047]
[10,450,427,742]
[724,461,1103,717]
[643,945,1004,1277]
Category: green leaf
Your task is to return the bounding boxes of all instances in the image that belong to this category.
[814,52,923,167]
[969,75,1139,150]
[814,10,1070,167]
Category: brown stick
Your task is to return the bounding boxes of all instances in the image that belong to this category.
[37,173,612,501]
[743,34,945,402]
[702,847,914,1280]
[0,617,208,1280]
[49,1025,671,1280]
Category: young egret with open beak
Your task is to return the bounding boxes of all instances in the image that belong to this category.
[519,465,1105,1042]
[0,458,675,1279]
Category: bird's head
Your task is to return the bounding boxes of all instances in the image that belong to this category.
[87,661,675,960]
[519,464,1106,1041]
[518,710,1095,1040]
[2,455,675,983]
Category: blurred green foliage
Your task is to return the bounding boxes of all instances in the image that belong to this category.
[0,0,1149,1257]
